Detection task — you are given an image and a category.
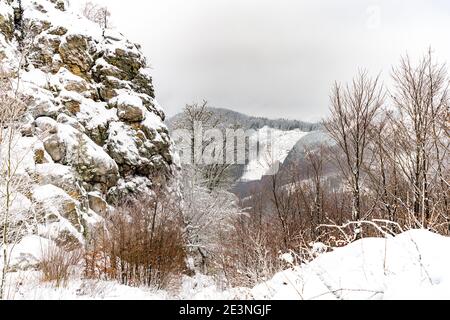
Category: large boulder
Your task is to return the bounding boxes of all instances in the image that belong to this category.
[56,68,97,99]
[132,68,155,98]
[59,34,94,77]
[32,184,84,244]
[110,92,146,122]
[32,163,84,199]
[43,133,66,162]
[29,35,63,73]
[88,191,109,216]
[43,124,120,189]
[103,47,144,81]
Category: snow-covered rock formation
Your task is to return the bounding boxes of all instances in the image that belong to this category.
[0,0,175,250]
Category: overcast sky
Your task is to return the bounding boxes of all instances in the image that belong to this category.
[83,0,450,121]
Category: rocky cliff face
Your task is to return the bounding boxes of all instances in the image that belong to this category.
[0,0,175,247]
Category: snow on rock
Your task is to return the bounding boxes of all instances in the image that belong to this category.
[252,230,450,300]
[106,121,141,167]
[110,91,147,122]
[142,110,169,139]
[32,163,83,199]
[76,98,118,141]
[107,176,155,203]
[35,116,58,133]
[45,123,120,188]
[32,184,84,242]
[21,68,51,88]
[0,0,175,248]
[6,236,52,271]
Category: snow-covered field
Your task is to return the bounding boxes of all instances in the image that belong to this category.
[3,230,450,300]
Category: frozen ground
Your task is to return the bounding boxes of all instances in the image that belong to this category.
[2,229,450,300]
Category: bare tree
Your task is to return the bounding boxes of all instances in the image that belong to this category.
[325,70,384,239]
[181,182,238,273]
[82,1,111,30]
[391,50,449,228]
[365,112,400,223]
[304,145,327,239]
[172,101,239,271]
[0,20,38,298]
[0,67,29,299]
[267,166,290,249]
[173,100,235,191]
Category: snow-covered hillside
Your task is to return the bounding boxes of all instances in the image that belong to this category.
[167,107,322,184]
[4,229,450,300]
[241,126,308,182]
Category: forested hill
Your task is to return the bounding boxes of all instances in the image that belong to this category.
[167,107,322,132]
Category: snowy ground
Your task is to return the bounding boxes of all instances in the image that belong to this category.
[2,230,450,300]
[253,229,450,300]
[3,272,252,300]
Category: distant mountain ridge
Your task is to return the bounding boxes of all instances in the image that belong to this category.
[167,107,322,132]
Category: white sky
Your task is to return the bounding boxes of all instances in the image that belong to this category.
[74,0,450,121]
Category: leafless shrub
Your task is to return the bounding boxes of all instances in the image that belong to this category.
[213,213,285,288]
[39,244,82,288]
[85,192,187,290]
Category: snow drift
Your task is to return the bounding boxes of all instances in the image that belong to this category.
[4,229,450,300]
[253,229,450,300]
